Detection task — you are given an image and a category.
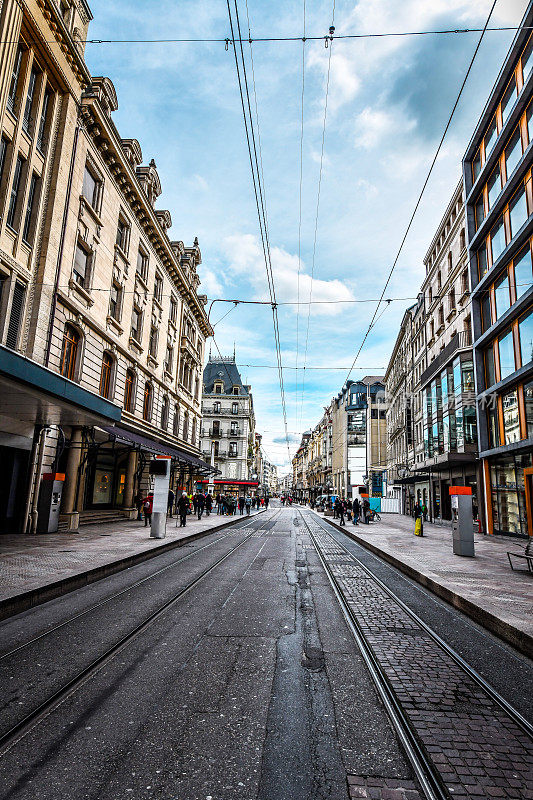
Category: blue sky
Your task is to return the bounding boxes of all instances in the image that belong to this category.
[86,0,526,473]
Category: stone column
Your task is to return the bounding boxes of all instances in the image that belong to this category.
[123,449,137,519]
[61,426,83,532]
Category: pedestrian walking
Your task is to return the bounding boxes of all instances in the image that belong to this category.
[134,490,143,521]
[216,493,222,514]
[142,494,153,527]
[192,494,198,516]
[264,496,269,510]
[238,495,245,515]
[414,502,424,536]
[422,502,428,522]
[167,488,175,518]
[245,495,252,515]
[352,497,360,525]
[177,491,189,527]
[196,490,205,520]
[205,492,213,516]
[362,498,370,525]
[338,499,346,526]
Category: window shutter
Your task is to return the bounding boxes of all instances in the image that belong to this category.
[5,281,25,349]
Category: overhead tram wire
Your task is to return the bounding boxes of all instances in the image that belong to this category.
[299,1,335,432]
[295,0,307,433]
[343,0,500,388]
[226,0,291,463]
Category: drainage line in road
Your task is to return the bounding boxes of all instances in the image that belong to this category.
[0,517,272,758]
[313,513,533,742]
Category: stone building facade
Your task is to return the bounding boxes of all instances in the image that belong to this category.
[0,0,213,533]
[200,354,257,497]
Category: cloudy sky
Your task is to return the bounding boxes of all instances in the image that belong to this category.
[87,0,526,473]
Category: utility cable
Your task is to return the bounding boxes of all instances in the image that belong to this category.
[343,0,500,387]
[295,0,307,433]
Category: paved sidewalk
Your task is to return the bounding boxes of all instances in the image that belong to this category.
[0,508,265,619]
[314,510,533,657]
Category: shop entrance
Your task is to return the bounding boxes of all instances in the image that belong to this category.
[86,448,128,509]
[0,445,30,533]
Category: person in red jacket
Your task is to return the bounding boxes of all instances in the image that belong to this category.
[142,494,153,527]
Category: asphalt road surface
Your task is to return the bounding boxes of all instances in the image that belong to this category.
[0,505,531,800]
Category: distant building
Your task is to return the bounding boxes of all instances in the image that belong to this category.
[200,354,257,497]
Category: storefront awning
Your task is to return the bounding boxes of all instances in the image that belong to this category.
[99,424,216,474]
[198,479,259,486]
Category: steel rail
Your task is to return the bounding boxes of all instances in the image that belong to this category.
[0,515,264,662]
[311,512,533,741]
[0,515,272,757]
[300,510,448,800]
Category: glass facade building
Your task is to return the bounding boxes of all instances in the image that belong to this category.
[463,12,533,537]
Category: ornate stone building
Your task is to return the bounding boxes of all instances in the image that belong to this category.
[0,0,213,533]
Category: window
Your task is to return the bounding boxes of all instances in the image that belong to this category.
[7,155,24,229]
[130,306,142,342]
[37,89,51,152]
[503,389,520,444]
[73,241,90,287]
[519,307,533,367]
[437,270,442,290]
[99,352,113,398]
[232,386,239,395]
[22,173,38,244]
[164,344,173,375]
[109,282,121,320]
[485,345,496,388]
[478,243,488,279]
[124,369,135,412]
[447,252,453,272]
[509,186,528,240]
[231,402,238,414]
[475,194,485,229]
[23,67,38,133]
[116,216,129,253]
[505,127,522,180]
[484,116,498,159]
[82,163,100,209]
[524,379,533,438]
[460,229,466,250]
[464,406,477,445]
[481,291,492,332]
[136,248,148,281]
[60,324,79,380]
[522,35,533,84]
[215,382,223,394]
[501,76,517,127]
[514,244,533,299]
[487,165,501,209]
[453,358,461,396]
[7,47,22,114]
[5,281,26,350]
[488,407,500,449]
[490,217,506,264]
[528,102,533,146]
[154,273,163,303]
[494,271,511,319]
[183,412,189,441]
[498,328,516,379]
[173,404,180,436]
[191,418,196,445]
[161,396,169,430]
[229,442,238,457]
[472,150,481,183]
[169,296,177,324]
[438,305,444,327]
[231,421,238,434]
[428,286,433,305]
[143,382,153,421]
[448,287,455,314]
[212,420,220,435]
[149,325,158,358]
[0,136,7,186]
[213,401,221,413]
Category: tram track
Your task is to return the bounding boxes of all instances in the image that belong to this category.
[300,510,533,800]
[0,511,277,758]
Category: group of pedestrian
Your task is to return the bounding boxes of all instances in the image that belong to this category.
[332,496,371,526]
[280,496,293,505]
[133,486,270,529]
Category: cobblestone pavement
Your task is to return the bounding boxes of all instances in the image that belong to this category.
[313,509,533,650]
[0,508,264,603]
[306,516,533,800]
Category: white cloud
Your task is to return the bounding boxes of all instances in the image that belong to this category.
[222,233,357,314]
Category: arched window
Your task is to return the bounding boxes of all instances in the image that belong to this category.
[124,368,135,412]
[173,404,180,436]
[428,287,433,305]
[191,417,196,445]
[460,228,466,250]
[161,396,169,430]
[183,411,189,441]
[143,382,153,421]
[99,352,113,398]
[447,252,453,272]
[60,323,80,380]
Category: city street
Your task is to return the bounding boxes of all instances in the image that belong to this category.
[0,505,531,800]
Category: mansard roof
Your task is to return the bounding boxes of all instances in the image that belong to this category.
[203,356,249,395]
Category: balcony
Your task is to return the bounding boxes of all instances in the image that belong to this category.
[209,428,222,437]
[226,428,242,437]
[181,334,200,361]
[420,330,472,388]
